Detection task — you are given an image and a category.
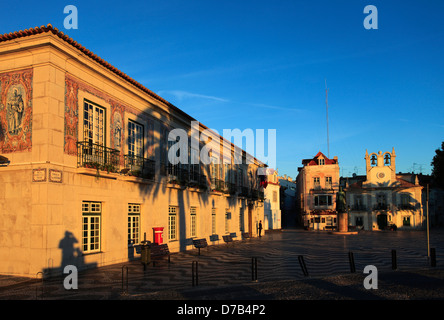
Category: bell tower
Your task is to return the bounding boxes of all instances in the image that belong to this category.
[364,148,396,186]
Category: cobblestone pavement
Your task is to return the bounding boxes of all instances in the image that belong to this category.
[1,228,444,301]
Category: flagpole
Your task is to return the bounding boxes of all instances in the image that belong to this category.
[325,79,330,158]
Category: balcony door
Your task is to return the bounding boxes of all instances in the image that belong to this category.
[84,101,105,146]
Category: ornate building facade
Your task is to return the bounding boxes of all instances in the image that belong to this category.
[345,148,424,230]
[0,25,266,277]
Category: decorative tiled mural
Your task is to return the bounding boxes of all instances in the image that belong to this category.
[64,74,154,159]
[64,76,79,155]
[0,68,33,153]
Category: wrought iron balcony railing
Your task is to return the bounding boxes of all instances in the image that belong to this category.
[167,164,189,186]
[351,204,367,211]
[123,154,155,180]
[188,168,207,190]
[238,186,249,197]
[77,141,120,173]
[373,203,390,211]
[211,178,225,192]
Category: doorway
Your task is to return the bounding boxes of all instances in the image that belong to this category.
[377,214,387,229]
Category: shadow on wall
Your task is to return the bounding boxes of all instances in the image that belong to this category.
[42,231,97,277]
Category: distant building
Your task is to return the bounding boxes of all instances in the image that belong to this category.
[278,174,297,228]
[296,152,340,230]
[264,169,281,230]
[344,148,424,230]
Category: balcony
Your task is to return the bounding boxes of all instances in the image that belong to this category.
[211,178,225,193]
[373,203,390,211]
[224,182,237,195]
[397,203,416,211]
[167,164,208,190]
[77,141,119,173]
[351,204,367,211]
[77,142,156,181]
[123,154,155,180]
[238,186,249,198]
[167,164,188,186]
[188,169,207,190]
[250,189,265,201]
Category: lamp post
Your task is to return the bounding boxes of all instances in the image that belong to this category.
[426,184,430,258]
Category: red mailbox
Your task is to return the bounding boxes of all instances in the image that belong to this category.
[153,227,164,244]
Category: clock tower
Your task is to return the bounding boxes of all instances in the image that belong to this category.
[364,148,396,187]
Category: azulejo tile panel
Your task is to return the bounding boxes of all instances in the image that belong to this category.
[0,68,33,153]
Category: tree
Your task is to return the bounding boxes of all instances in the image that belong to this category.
[431,141,444,188]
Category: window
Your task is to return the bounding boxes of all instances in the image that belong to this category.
[325,177,332,189]
[128,120,144,157]
[313,177,320,189]
[82,201,101,253]
[314,195,332,207]
[403,216,411,226]
[168,206,178,240]
[225,210,231,234]
[376,194,387,209]
[128,204,140,246]
[212,208,217,234]
[83,101,105,145]
[356,216,363,226]
[238,168,244,187]
[273,191,278,203]
[239,207,244,232]
[354,195,364,210]
[190,206,197,237]
[318,158,325,165]
[400,194,413,210]
[224,164,231,184]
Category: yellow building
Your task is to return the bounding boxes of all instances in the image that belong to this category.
[0,25,266,277]
[296,152,340,230]
[345,148,424,230]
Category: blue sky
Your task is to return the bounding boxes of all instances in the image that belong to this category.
[2,0,443,179]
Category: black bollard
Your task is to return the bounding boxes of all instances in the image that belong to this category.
[298,255,309,277]
[192,261,198,286]
[348,251,356,273]
[251,257,258,281]
[391,250,397,270]
[431,248,436,267]
[121,265,128,294]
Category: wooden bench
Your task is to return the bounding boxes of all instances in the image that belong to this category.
[150,243,171,266]
[192,238,208,255]
[222,234,234,244]
[242,232,252,240]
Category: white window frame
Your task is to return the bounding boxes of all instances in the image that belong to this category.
[190,206,197,238]
[82,201,102,254]
[212,208,217,235]
[225,210,231,234]
[128,120,144,158]
[83,101,105,146]
[128,204,141,246]
[168,206,178,240]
